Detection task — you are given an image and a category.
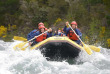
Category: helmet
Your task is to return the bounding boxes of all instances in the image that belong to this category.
[39,25,45,29]
[58,30,61,32]
[71,21,77,26]
[38,22,44,26]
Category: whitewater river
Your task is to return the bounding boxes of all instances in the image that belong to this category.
[0,40,110,74]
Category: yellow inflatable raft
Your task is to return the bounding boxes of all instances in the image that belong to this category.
[31,36,83,61]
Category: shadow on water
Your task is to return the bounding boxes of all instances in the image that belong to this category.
[37,42,83,65]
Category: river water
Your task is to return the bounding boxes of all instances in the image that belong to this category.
[0,40,110,74]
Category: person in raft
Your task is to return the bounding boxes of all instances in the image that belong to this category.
[54,30,62,36]
[27,22,48,46]
[54,29,66,36]
[32,25,52,45]
[63,21,82,45]
[61,28,66,36]
[27,22,45,40]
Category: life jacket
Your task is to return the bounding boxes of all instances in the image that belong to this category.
[67,30,78,40]
[36,33,47,42]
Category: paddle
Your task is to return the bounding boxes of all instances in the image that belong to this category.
[13,32,100,52]
[14,36,27,41]
[13,30,49,50]
[68,24,93,55]
[87,45,100,52]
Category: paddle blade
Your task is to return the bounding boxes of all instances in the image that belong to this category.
[88,45,100,52]
[21,45,29,51]
[13,42,28,50]
[14,36,27,41]
[83,44,93,55]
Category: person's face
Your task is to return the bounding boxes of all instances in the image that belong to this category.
[71,24,76,29]
[76,26,77,28]
[39,25,42,27]
[55,31,57,33]
[41,28,45,33]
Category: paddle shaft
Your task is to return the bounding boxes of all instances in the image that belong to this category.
[28,30,49,42]
[68,24,84,44]
[13,30,49,50]
[68,24,100,53]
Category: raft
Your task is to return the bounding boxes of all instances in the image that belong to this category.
[31,36,83,61]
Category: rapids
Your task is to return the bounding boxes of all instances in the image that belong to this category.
[0,40,110,74]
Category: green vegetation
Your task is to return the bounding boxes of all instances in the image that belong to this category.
[0,0,110,48]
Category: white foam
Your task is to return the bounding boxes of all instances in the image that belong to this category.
[0,40,110,74]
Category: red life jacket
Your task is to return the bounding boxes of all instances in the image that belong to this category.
[36,33,47,42]
[67,30,78,40]
[61,33,63,36]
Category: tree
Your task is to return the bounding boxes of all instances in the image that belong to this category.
[0,0,20,25]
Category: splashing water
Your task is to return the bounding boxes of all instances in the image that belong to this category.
[0,40,110,74]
